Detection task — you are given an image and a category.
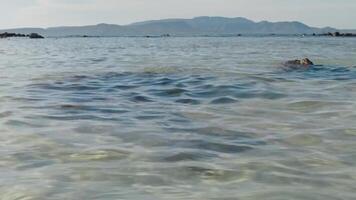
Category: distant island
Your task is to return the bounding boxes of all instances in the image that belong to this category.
[0,16,355,37]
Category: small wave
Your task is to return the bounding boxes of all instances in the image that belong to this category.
[142,66,180,74]
[210,97,238,104]
[278,65,356,80]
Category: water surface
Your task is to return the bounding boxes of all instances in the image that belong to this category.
[1,37,356,199]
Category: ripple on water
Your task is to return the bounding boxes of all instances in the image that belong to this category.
[278,65,356,81]
[175,98,201,105]
[64,149,130,162]
[286,100,348,113]
[3,53,356,199]
[161,151,217,162]
[242,190,346,200]
[165,126,264,144]
[25,72,290,110]
[0,111,12,118]
[130,95,153,103]
[158,165,250,183]
[173,139,254,154]
[210,97,238,104]
[149,88,187,97]
[0,187,41,200]
[282,134,323,146]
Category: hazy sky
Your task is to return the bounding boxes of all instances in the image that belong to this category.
[0,0,355,29]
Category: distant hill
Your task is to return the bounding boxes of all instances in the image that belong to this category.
[0,16,338,37]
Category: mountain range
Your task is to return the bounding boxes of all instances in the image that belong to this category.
[0,16,339,37]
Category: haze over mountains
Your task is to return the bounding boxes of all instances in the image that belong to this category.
[0,16,338,37]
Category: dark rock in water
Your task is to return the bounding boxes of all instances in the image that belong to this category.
[333,32,341,37]
[283,58,314,69]
[0,32,45,39]
[317,32,356,37]
[0,32,27,38]
[1,32,44,39]
[29,33,44,39]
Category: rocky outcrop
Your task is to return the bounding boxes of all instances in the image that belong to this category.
[0,32,27,38]
[283,58,314,69]
[0,32,44,39]
[29,33,44,39]
[317,32,356,37]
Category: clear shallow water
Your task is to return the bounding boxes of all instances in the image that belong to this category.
[1,37,356,199]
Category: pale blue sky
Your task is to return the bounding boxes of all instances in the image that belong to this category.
[0,0,355,29]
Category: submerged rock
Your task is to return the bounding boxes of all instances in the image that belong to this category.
[283,58,314,69]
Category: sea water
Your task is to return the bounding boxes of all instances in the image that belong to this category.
[1,37,356,199]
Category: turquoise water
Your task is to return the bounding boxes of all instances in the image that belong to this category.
[1,37,356,199]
